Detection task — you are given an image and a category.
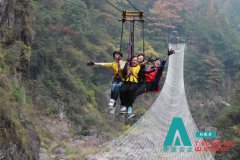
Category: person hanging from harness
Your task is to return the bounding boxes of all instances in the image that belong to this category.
[131,53,155,101]
[119,56,155,118]
[136,53,156,79]
[132,49,175,102]
[86,51,126,114]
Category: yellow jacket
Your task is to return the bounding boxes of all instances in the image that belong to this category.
[125,65,140,83]
[96,61,126,80]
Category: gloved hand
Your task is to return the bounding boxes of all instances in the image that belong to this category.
[147,56,155,62]
[87,61,95,66]
[168,49,175,56]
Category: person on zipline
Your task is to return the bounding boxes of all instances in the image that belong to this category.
[119,56,140,118]
[119,56,155,118]
[136,53,155,81]
[135,53,155,93]
[132,49,175,103]
[87,51,126,113]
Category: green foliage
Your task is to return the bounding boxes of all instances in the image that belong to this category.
[0,49,7,73]
[216,92,240,160]
[203,53,224,91]
[0,75,38,158]
[29,0,125,134]
[16,41,32,58]
[2,41,32,75]
[185,52,208,91]
[36,127,53,148]
[11,82,24,103]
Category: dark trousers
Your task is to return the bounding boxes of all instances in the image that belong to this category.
[132,81,160,103]
[120,82,139,107]
[132,82,146,103]
[147,81,158,92]
[111,79,123,101]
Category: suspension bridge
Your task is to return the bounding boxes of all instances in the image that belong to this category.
[87,43,215,160]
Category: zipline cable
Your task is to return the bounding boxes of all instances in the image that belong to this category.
[81,0,119,17]
[126,0,158,26]
[103,0,123,13]
[62,0,118,20]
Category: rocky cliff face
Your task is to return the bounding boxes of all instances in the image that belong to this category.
[0,112,40,160]
[0,0,40,159]
[0,0,15,28]
[0,0,34,45]
[0,74,40,159]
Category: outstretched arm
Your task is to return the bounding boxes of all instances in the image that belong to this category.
[152,49,175,84]
[163,49,175,61]
[140,56,155,66]
[95,62,112,66]
[163,55,169,62]
[87,61,112,68]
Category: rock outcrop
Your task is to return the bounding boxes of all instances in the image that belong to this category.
[0,1,40,159]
